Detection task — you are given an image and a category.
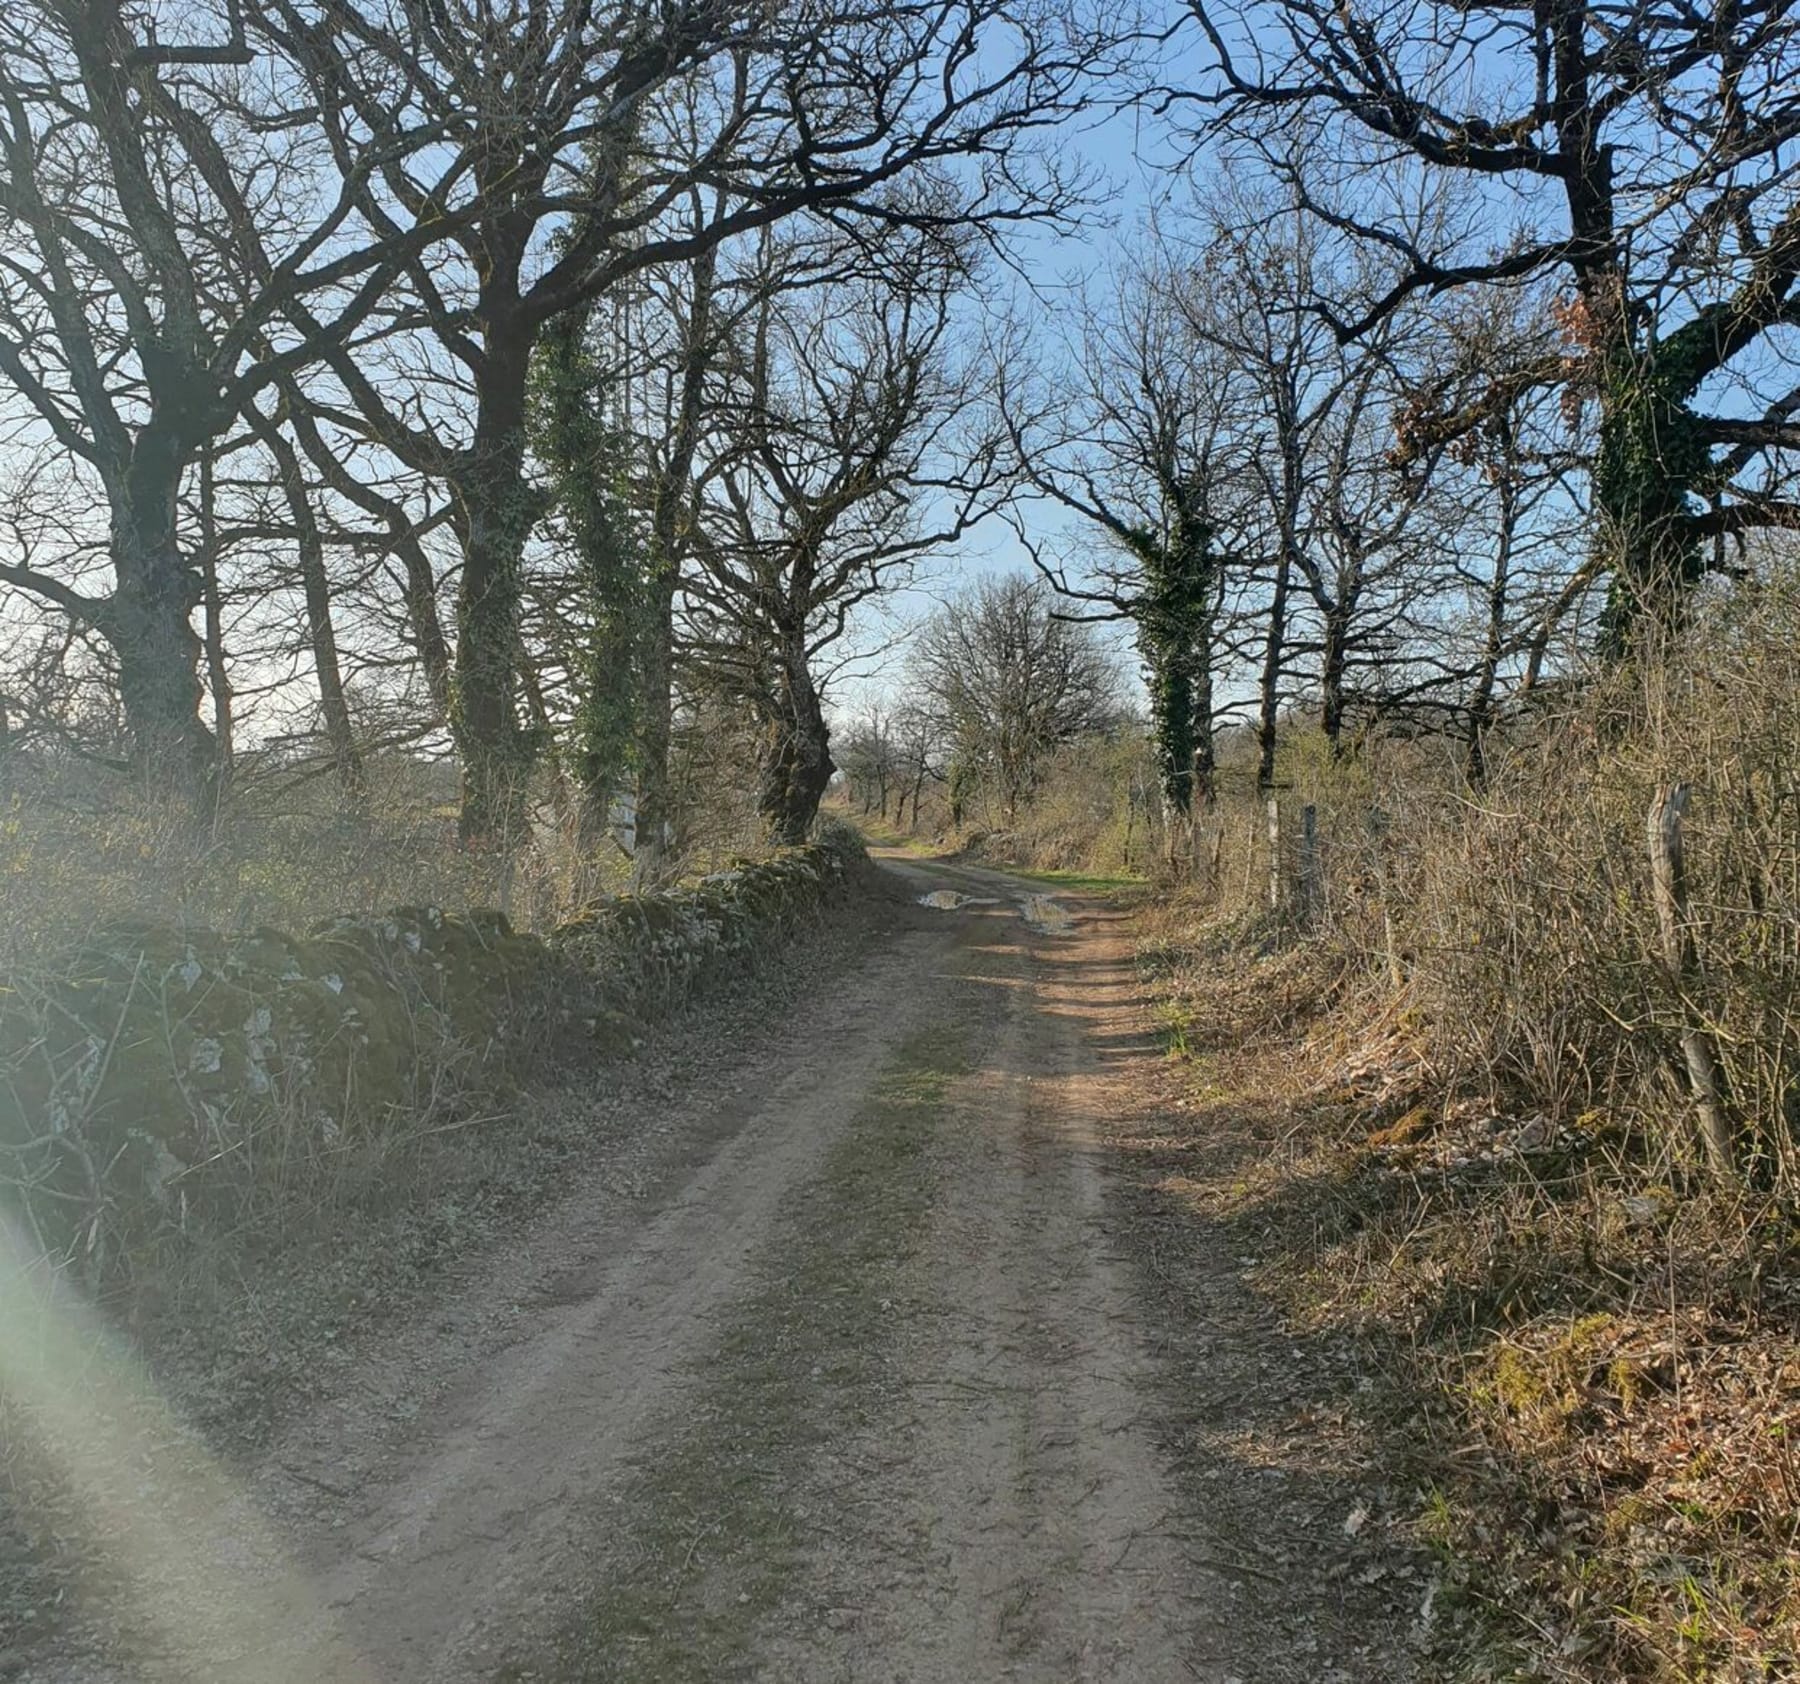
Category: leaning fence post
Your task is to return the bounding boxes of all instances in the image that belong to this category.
[1646,783,1736,1185]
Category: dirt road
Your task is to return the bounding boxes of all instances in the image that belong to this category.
[13,853,1420,1684]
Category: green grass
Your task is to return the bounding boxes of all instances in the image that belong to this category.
[827,805,1144,889]
[1152,999,1193,1061]
[993,865,1145,892]
[838,812,941,858]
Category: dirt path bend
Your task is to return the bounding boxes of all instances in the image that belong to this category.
[14,853,1416,1684]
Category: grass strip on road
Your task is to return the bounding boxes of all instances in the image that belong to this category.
[508,1023,975,1684]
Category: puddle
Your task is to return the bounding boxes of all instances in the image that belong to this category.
[916,887,1074,935]
[1017,893,1075,934]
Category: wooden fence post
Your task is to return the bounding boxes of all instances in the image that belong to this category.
[1646,783,1736,1185]
[1265,795,1282,913]
[1299,803,1323,926]
[1367,805,1404,989]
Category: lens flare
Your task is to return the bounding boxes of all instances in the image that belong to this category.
[0,1217,379,1682]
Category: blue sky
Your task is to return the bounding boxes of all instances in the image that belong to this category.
[829,87,1184,714]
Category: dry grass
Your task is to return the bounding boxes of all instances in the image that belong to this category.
[0,753,644,968]
[0,745,863,1293]
[1136,854,1800,1678]
[1103,573,1800,1678]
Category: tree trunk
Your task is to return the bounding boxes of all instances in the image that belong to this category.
[1192,638,1216,809]
[633,572,677,878]
[1147,649,1194,821]
[535,301,642,846]
[1319,600,1349,755]
[1546,12,1700,658]
[1141,536,1216,824]
[1265,794,1282,911]
[571,607,638,846]
[1467,442,1517,788]
[1256,552,1291,792]
[279,397,453,728]
[196,449,234,774]
[110,449,217,804]
[394,523,453,722]
[269,431,364,799]
[450,332,539,849]
[1259,372,1303,793]
[518,644,579,830]
[634,242,717,885]
[1594,350,1707,658]
[758,649,835,846]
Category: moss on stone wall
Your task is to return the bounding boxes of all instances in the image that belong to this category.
[0,828,864,1270]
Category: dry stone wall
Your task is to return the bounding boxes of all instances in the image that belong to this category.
[0,828,864,1268]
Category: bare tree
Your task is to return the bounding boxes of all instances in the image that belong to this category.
[246,421,367,797]
[1004,244,1243,846]
[1147,176,1531,782]
[837,709,900,817]
[914,575,1119,823]
[610,185,728,882]
[1391,290,1592,782]
[0,0,445,801]
[256,0,1126,844]
[1178,0,1800,649]
[889,701,947,831]
[682,221,1002,844]
[1167,187,1368,789]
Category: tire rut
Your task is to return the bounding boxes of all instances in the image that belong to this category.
[17,901,972,1684]
[16,857,1374,1684]
[751,885,1213,1682]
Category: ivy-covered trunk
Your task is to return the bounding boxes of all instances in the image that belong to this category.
[1145,631,1213,867]
[757,646,835,847]
[1552,49,1709,660]
[1593,336,1709,657]
[948,757,972,828]
[451,331,540,849]
[534,306,643,847]
[1134,511,1219,858]
[1146,654,1195,818]
[635,241,716,883]
[572,593,640,845]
